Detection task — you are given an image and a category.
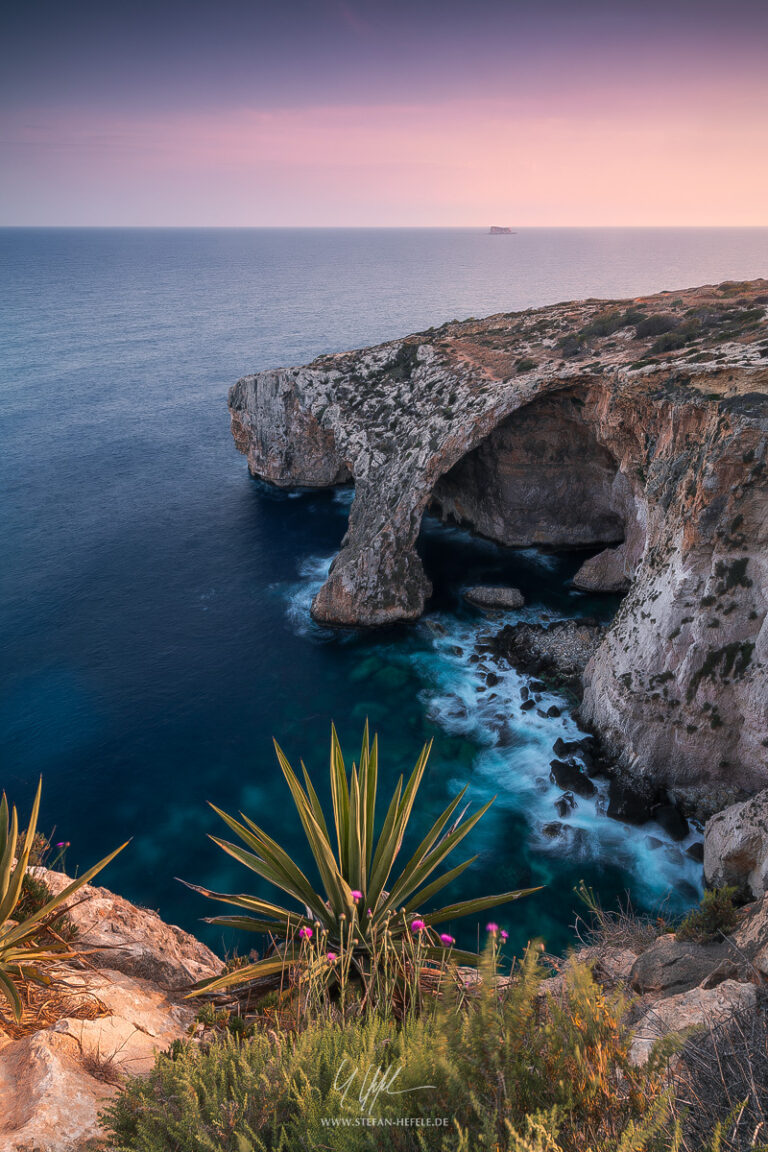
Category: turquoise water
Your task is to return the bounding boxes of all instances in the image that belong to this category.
[3,228,767,956]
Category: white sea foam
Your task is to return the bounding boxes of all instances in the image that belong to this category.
[281,553,703,911]
[281,554,335,638]
[333,487,355,507]
[413,611,702,908]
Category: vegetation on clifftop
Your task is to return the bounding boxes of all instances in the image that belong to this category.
[4,730,768,1151]
[104,947,684,1152]
[184,725,536,1005]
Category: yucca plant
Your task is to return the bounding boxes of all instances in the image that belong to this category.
[186,724,538,995]
[0,779,127,1021]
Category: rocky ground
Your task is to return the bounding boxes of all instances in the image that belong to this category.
[0,869,222,1152]
[462,610,701,852]
[229,279,768,809]
[546,905,768,1069]
[490,617,607,698]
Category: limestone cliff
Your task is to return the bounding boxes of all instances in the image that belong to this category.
[229,280,768,807]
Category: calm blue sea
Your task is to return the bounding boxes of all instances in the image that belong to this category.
[3,227,768,957]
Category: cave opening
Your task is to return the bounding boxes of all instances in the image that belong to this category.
[421,390,643,600]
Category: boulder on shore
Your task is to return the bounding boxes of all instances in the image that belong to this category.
[491,618,605,696]
[464,585,525,610]
[572,543,631,593]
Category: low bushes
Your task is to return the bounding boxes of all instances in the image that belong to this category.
[635,314,679,339]
[102,948,678,1152]
[676,886,740,944]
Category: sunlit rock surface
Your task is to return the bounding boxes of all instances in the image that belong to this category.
[0,869,222,1152]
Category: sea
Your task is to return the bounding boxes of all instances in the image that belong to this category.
[3,227,768,958]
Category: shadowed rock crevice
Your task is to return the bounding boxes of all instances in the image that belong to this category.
[429,390,633,551]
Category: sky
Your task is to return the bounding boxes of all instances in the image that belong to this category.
[1,0,767,226]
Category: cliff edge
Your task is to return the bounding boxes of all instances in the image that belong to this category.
[229,280,768,807]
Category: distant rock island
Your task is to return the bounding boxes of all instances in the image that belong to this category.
[229,280,768,811]
[490,225,514,234]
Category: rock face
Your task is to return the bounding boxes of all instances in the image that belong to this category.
[36,868,220,991]
[464,585,525,609]
[0,869,222,1152]
[704,789,768,899]
[629,980,757,1066]
[229,281,768,805]
[730,893,768,975]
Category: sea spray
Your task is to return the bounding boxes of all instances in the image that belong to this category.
[281,527,702,913]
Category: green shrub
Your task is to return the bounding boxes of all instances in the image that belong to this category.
[186,725,537,1006]
[557,333,583,358]
[15,874,78,944]
[650,331,687,354]
[578,307,645,342]
[101,951,677,1152]
[677,887,739,944]
[580,310,624,339]
[635,314,678,339]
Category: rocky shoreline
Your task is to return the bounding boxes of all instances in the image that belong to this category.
[460,604,703,863]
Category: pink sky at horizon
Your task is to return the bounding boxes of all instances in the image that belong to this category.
[3,92,767,227]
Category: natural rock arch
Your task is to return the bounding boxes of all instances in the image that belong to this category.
[228,281,768,805]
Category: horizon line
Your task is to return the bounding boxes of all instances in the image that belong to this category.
[2,224,768,231]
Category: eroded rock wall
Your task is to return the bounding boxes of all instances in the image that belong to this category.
[580,387,768,806]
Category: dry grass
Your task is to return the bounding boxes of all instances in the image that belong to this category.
[674,995,768,1151]
[80,1044,125,1086]
[0,973,111,1040]
[573,882,670,954]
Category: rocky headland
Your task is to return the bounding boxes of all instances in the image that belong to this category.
[229,279,768,813]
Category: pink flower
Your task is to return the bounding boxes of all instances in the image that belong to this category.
[486,922,499,934]
[439,933,455,947]
[55,841,70,848]
[298,926,313,940]
[410,919,426,932]
[366,908,373,917]
[326,951,337,962]
[350,890,363,900]
[500,930,509,942]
